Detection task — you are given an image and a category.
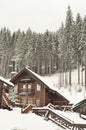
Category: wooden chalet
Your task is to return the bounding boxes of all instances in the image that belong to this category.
[72,98,86,116]
[0,77,14,108]
[10,67,69,107]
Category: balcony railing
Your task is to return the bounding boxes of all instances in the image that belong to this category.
[19,88,35,95]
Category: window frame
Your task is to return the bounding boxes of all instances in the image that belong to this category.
[36,99,40,106]
[36,83,41,91]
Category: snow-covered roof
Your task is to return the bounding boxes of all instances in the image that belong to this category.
[11,67,69,102]
[0,76,14,87]
[72,98,86,111]
[27,68,85,104]
[28,68,70,101]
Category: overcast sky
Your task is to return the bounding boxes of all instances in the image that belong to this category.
[0,0,86,33]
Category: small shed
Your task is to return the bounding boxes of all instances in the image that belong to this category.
[0,76,14,108]
[72,99,86,116]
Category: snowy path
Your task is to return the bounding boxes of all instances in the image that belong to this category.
[0,108,62,130]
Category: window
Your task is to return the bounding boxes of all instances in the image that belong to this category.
[36,99,40,106]
[14,85,17,93]
[9,88,14,97]
[9,88,13,93]
[23,84,26,89]
[37,84,41,91]
[28,98,33,104]
[28,84,31,94]
[28,84,31,89]
[21,97,26,104]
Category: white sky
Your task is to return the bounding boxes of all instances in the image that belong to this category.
[0,0,86,33]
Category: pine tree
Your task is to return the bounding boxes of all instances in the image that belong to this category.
[14,30,26,70]
[65,6,74,86]
[58,23,66,86]
[81,16,86,89]
[0,27,12,77]
[74,13,82,85]
[43,30,55,75]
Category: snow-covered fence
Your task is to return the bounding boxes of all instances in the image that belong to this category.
[32,107,86,130]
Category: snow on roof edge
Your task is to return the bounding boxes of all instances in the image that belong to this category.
[0,76,14,87]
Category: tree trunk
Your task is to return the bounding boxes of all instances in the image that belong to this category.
[49,57,52,76]
[62,62,64,85]
[81,63,83,86]
[64,62,68,87]
[58,60,62,88]
[41,60,45,76]
[69,65,71,86]
[37,59,40,74]
[77,55,80,85]
[85,52,86,90]
[59,71,62,88]
[45,58,48,75]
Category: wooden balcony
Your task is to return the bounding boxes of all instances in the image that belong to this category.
[19,88,35,96]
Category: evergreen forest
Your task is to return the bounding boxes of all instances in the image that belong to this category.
[0,6,86,87]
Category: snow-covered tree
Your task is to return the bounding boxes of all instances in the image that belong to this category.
[74,13,82,85]
[81,16,86,88]
[64,6,74,86]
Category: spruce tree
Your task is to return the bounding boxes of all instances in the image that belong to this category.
[81,16,86,89]
[65,6,74,86]
[75,13,82,85]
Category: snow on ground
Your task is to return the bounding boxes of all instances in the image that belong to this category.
[0,108,63,130]
[0,107,86,130]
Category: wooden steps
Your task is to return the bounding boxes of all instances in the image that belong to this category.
[2,90,15,109]
[32,105,86,130]
[21,104,36,113]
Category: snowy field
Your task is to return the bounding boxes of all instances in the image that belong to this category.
[0,108,63,130]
